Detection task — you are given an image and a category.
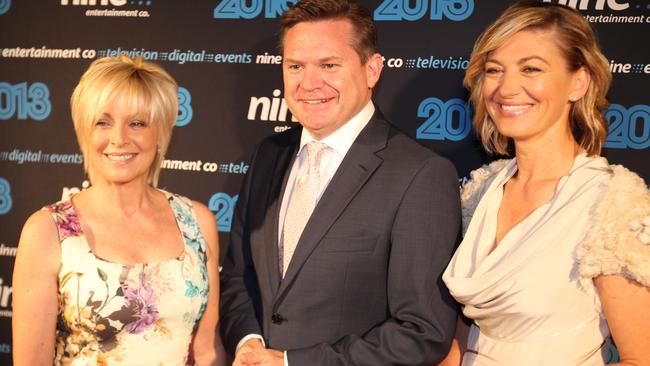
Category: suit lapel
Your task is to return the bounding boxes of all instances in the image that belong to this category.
[261,129,300,298]
[277,115,389,298]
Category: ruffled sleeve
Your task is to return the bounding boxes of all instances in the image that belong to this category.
[460,159,510,234]
[578,165,650,288]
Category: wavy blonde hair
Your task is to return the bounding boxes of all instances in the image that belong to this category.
[464,1,611,156]
[70,55,178,186]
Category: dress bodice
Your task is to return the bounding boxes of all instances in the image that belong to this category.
[444,155,614,365]
[50,191,209,366]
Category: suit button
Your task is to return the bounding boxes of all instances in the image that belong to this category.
[271,313,285,324]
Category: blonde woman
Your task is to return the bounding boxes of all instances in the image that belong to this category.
[442,2,650,365]
[12,56,225,365]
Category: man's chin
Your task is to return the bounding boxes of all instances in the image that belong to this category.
[299,118,329,131]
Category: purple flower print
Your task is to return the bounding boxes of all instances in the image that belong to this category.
[122,286,159,334]
[48,201,82,239]
[59,215,82,238]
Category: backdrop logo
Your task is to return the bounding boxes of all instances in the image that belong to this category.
[384,55,469,70]
[248,89,298,123]
[542,0,629,10]
[60,0,152,17]
[0,0,11,15]
[0,343,9,353]
[213,0,297,19]
[0,82,51,121]
[416,97,472,141]
[610,60,650,74]
[374,0,474,21]
[256,52,282,65]
[161,158,224,173]
[176,87,193,127]
[1,46,96,59]
[0,178,12,215]
[0,277,12,318]
[604,104,650,149]
[208,193,238,232]
[61,0,127,5]
[0,244,17,257]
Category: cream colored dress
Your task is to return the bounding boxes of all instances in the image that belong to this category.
[49,191,209,365]
[443,154,650,365]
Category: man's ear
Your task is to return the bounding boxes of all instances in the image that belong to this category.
[365,53,384,89]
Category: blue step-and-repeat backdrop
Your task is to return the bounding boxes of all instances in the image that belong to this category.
[0,0,648,363]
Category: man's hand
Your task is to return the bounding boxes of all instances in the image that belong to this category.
[240,348,284,366]
[233,339,283,366]
[233,339,265,366]
[235,342,284,366]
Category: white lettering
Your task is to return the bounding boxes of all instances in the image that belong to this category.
[247,89,297,122]
[0,278,12,308]
[544,0,629,10]
[0,244,17,257]
[61,0,127,6]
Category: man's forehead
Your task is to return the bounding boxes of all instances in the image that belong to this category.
[285,18,354,40]
[283,19,356,53]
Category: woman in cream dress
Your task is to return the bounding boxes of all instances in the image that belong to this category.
[442,2,650,365]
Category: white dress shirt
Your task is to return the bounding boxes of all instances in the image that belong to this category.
[236,101,376,365]
[278,101,375,244]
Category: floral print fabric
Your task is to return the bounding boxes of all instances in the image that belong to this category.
[49,191,209,366]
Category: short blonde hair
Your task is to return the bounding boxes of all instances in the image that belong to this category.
[70,55,178,186]
[464,1,612,156]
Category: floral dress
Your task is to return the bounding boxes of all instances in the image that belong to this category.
[48,191,209,366]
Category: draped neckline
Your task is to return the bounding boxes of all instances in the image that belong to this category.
[444,153,610,303]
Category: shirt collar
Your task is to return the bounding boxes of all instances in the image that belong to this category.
[298,101,375,156]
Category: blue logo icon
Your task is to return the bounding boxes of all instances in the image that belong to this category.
[0,0,11,15]
[208,193,239,232]
[176,87,193,127]
[214,0,297,19]
[604,104,650,149]
[374,0,474,21]
[0,343,10,354]
[416,97,472,141]
[0,82,52,121]
[0,178,13,215]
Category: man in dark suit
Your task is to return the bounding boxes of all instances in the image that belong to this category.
[220,0,460,364]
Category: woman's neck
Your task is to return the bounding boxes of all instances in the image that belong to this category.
[513,130,580,183]
[84,180,158,218]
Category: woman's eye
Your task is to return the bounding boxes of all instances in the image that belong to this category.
[130,120,147,128]
[522,66,542,73]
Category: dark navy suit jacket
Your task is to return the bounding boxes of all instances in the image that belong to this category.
[220,111,460,365]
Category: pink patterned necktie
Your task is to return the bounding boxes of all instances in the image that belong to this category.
[281,141,328,276]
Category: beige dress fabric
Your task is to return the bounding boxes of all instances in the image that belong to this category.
[444,154,613,366]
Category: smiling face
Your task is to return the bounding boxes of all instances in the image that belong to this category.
[481,29,588,147]
[87,94,158,186]
[282,19,382,140]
